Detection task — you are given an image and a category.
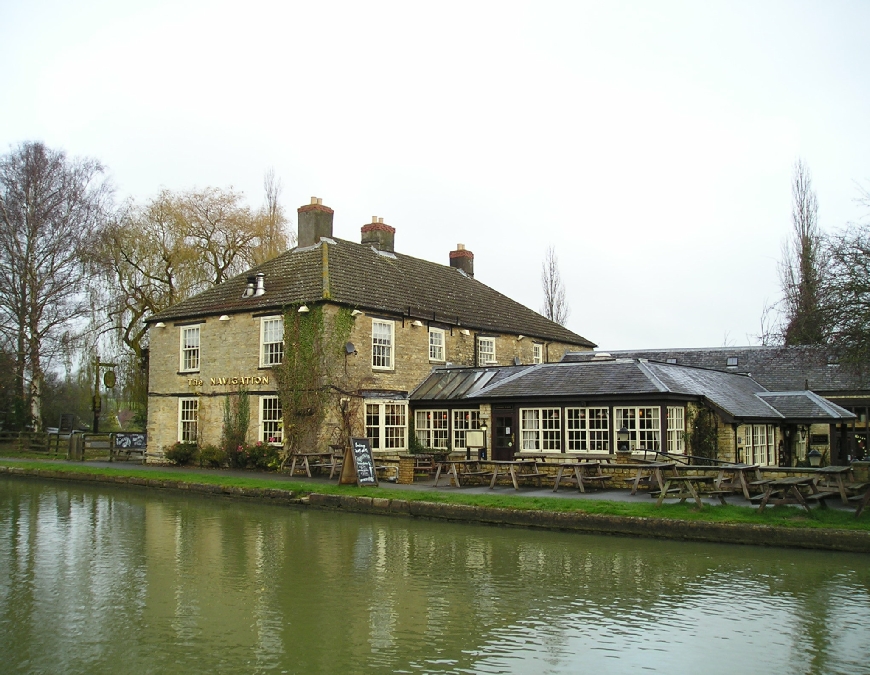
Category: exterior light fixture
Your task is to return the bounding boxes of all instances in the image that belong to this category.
[460,329,470,336]
[351,309,363,316]
[219,315,230,321]
[298,305,309,313]
[411,320,423,327]
[517,335,525,340]
[155,322,166,328]
[479,421,489,460]
[617,425,630,453]
[808,449,822,467]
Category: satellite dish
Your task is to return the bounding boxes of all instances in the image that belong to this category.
[345,342,357,355]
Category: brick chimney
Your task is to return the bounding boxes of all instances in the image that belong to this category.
[297,197,334,248]
[449,243,474,277]
[361,216,395,252]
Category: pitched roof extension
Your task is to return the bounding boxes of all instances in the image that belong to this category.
[148,238,595,347]
[563,346,870,393]
[411,358,855,423]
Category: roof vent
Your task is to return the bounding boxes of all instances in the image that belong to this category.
[242,276,256,298]
[254,273,266,297]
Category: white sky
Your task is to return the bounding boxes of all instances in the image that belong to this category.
[2,0,869,350]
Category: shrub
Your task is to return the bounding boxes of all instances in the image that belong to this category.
[198,443,226,468]
[164,441,198,465]
[245,441,282,471]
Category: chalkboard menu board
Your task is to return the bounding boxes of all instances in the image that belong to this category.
[339,438,379,487]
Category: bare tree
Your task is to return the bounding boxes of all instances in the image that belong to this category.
[251,168,293,264]
[0,142,110,429]
[779,159,828,345]
[540,245,570,326]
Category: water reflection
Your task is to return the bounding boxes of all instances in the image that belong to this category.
[1,476,869,675]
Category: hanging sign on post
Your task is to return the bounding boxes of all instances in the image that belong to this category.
[339,437,379,487]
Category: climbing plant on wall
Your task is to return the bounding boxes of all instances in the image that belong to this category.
[274,304,355,458]
[684,404,720,460]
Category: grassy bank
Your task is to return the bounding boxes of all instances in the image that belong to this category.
[2,458,868,532]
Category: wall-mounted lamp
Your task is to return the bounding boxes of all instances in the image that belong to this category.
[517,335,525,341]
[351,309,363,316]
[800,426,807,441]
[808,448,822,467]
[460,329,470,336]
[155,322,166,328]
[298,305,310,313]
[411,320,423,327]
[219,315,230,321]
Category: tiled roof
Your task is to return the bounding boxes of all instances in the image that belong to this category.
[564,346,869,393]
[148,238,595,347]
[756,392,856,421]
[412,358,855,423]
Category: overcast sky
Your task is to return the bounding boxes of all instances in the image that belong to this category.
[3,0,869,350]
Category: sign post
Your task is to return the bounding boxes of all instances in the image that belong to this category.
[339,438,379,487]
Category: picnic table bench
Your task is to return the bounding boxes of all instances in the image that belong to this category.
[433,459,494,487]
[549,461,613,493]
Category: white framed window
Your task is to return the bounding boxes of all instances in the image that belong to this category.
[453,410,481,450]
[415,409,449,449]
[614,407,660,452]
[667,406,685,454]
[260,396,283,445]
[429,327,445,362]
[744,424,775,465]
[260,316,284,367]
[478,337,496,365]
[178,398,199,443]
[372,319,394,370]
[566,407,609,452]
[366,400,407,451]
[533,343,543,364]
[519,407,561,451]
[180,325,200,372]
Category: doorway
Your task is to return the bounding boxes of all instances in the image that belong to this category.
[493,411,516,461]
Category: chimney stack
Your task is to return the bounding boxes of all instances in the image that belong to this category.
[361,216,396,252]
[297,197,334,248]
[449,243,474,277]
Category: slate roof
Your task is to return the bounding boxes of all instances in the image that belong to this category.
[147,238,595,347]
[411,358,855,423]
[563,346,870,394]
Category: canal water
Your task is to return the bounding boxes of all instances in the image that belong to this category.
[1,476,868,675]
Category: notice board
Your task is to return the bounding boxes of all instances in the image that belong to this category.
[339,437,379,487]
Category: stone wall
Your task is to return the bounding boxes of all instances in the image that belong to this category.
[146,304,587,460]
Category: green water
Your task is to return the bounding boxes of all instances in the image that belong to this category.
[1,476,869,675]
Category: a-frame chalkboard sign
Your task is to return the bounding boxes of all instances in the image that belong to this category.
[339,438,379,487]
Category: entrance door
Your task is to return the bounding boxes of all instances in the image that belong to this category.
[493,412,516,461]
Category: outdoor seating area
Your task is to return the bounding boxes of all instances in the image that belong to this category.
[284,449,870,516]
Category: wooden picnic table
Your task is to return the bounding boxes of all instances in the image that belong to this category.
[627,462,678,495]
[287,451,343,479]
[551,461,613,493]
[756,476,819,513]
[433,459,494,488]
[655,475,716,507]
[714,464,762,500]
[813,465,867,506]
[489,460,542,490]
